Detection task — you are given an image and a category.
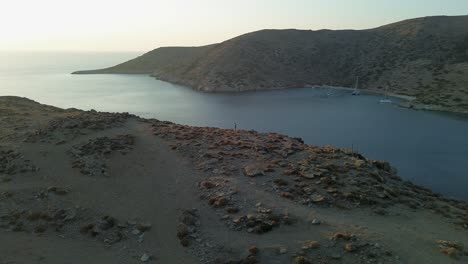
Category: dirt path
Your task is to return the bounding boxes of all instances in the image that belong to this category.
[1,119,203,263]
[1,97,467,263]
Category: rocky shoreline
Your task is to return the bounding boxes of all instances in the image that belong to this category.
[310,85,468,115]
[74,16,468,115]
[1,96,467,263]
[73,68,468,115]
[399,101,468,115]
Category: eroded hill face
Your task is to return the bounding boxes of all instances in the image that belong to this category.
[74,15,468,112]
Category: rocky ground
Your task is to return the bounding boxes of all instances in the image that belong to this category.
[0,96,467,263]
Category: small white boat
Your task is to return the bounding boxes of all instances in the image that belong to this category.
[379,98,392,103]
[379,88,392,103]
[352,76,360,95]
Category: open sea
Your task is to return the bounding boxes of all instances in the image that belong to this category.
[1,51,467,200]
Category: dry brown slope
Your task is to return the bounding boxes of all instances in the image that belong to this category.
[1,96,468,263]
[73,44,216,75]
[74,15,468,113]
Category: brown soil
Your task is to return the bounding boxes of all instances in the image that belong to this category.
[1,96,467,264]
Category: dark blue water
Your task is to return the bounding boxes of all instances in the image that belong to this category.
[1,52,467,200]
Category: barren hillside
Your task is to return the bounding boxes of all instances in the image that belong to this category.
[74,15,468,113]
[2,96,468,263]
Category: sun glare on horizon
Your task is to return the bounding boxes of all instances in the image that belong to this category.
[0,0,467,51]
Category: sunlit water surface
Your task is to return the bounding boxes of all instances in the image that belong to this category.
[1,52,467,200]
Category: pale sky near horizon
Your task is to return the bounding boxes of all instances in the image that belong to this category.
[1,0,467,52]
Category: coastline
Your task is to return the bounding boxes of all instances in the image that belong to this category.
[305,85,417,101]
[399,101,468,115]
[307,85,468,115]
[73,69,468,115]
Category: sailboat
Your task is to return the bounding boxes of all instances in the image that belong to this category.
[379,87,392,103]
[351,76,360,95]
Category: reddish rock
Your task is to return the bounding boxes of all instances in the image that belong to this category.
[243,163,265,177]
[302,240,320,250]
[330,232,352,241]
[249,245,259,255]
[280,192,293,199]
[199,180,216,189]
[344,243,357,252]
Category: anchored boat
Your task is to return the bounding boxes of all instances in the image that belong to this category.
[379,88,392,103]
[352,76,361,95]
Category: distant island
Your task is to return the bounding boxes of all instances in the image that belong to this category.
[74,15,468,113]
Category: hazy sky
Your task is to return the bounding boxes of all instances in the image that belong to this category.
[1,0,467,52]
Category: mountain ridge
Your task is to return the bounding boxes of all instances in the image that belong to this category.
[74,15,468,112]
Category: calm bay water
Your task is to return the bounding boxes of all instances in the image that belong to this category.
[1,52,468,200]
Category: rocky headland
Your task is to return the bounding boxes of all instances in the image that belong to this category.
[73,15,468,114]
[1,96,467,263]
